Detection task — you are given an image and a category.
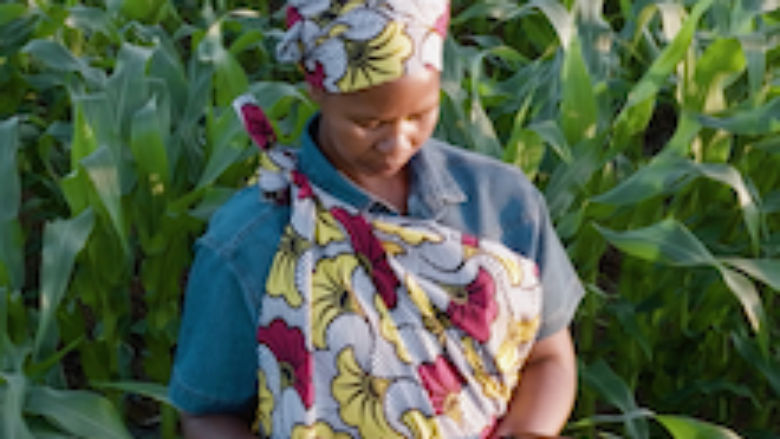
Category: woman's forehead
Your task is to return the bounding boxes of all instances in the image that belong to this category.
[322,69,441,116]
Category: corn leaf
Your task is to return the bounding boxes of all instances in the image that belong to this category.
[1,373,34,439]
[0,118,24,290]
[720,258,780,291]
[698,97,780,135]
[33,209,95,360]
[106,43,153,137]
[92,381,171,406]
[581,360,649,439]
[612,0,715,149]
[560,37,598,145]
[81,146,128,255]
[0,118,20,222]
[592,158,760,253]
[654,414,742,439]
[130,96,171,189]
[25,386,131,439]
[594,219,764,332]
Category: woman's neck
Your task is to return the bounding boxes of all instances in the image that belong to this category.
[351,169,410,214]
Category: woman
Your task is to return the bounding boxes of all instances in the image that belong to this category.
[169,1,584,437]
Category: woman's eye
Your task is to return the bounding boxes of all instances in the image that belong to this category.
[357,119,380,129]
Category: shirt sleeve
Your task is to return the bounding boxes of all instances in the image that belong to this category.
[168,240,258,415]
[532,191,585,340]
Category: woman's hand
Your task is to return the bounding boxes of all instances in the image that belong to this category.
[490,327,577,438]
[180,412,257,439]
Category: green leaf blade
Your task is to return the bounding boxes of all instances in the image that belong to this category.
[25,386,131,439]
[34,209,95,359]
[655,414,742,439]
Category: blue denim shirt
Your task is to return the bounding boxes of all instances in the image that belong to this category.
[169,119,584,415]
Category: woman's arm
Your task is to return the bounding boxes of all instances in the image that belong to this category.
[181,412,257,439]
[491,327,577,437]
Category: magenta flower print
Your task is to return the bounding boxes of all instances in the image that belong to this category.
[461,232,478,248]
[286,6,302,28]
[479,417,498,439]
[331,207,399,308]
[433,4,450,36]
[291,169,314,199]
[418,356,465,419]
[240,103,276,150]
[305,62,326,91]
[447,267,498,343]
[256,319,313,408]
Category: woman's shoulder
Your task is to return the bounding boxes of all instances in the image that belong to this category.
[199,183,290,256]
[423,138,542,201]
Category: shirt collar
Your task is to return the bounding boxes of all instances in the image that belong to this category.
[297,115,466,218]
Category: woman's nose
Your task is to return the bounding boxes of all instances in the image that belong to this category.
[376,119,414,152]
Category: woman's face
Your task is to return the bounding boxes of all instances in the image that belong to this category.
[311,68,440,184]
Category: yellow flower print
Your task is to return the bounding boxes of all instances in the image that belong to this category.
[373,220,443,246]
[405,274,448,340]
[259,150,281,172]
[496,316,540,374]
[462,337,511,401]
[486,247,524,285]
[381,240,405,257]
[405,274,435,318]
[291,421,350,439]
[402,409,442,439]
[337,21,413,92]
[374,295,412,363]
[267,225,311,307]
[332,348,403,439]
[315,208,344,246]
[311,254,362,349]
[251,370,274,436]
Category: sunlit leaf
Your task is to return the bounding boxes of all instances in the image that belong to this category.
[612,0,715,149]
[560,37,598,145]
[690,38,746,112]
[131,96,171,190]
[33,209,95,359]
[0,4,26,27]
[81,146,128,255]
[70,101,99,169]
[655,414,742,438]
[531,0,574,49]
[718,265,764,332]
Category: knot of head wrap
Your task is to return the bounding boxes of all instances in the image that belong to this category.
[277,0,450,93]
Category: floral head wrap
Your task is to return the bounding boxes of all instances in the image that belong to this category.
[277,0,450,93]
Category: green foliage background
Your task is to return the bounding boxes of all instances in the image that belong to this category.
[1,0,778,437]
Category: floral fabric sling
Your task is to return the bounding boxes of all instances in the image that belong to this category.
[234,96,543,439]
